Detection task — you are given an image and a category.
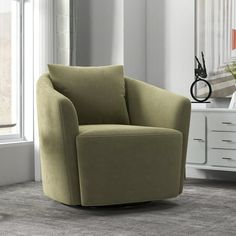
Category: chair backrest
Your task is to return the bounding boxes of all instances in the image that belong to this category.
[48,64,130,125]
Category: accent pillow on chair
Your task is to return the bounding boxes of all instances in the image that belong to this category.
[48,64,129,125]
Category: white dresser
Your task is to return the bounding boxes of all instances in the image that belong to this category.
[187,108,236,172]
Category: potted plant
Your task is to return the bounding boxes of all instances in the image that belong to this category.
[226,62,236,108]
[226,62,236,80]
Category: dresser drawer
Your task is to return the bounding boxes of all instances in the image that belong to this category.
[187,113,206,164]
[209,132,236,149]
[208,113,236,132]
[208,149,236,168]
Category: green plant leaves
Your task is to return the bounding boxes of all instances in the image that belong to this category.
[226,62,236,80]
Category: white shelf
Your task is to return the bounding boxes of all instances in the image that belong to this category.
[192,107,236,113]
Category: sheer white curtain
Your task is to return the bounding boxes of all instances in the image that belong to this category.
[34,0,54,181]
[33,0,70,181]
[69,0,79,65]
[54,0,70,65]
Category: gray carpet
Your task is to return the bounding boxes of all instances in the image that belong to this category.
[0,180,236,236]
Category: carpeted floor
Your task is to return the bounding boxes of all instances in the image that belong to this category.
[0,179,236,236]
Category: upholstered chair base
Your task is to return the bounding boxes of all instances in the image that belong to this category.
[76,125,182,206]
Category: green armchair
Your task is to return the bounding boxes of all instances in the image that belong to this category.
[37,65,191,206]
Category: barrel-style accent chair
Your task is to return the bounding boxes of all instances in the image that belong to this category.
[37,64,191,206]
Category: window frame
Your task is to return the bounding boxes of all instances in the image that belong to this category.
[0,0,25,142]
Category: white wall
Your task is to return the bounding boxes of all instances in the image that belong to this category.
[75,0,147,80]
[146,0,195,97]
[0,143,34,186]
[146,0,165,87]
[163,0,195,97]
[76,0,123,66]
[76,0,195,97]
[34,0,55,181]
[124,0,146,82]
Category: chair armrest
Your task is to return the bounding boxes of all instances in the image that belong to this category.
[125,77,191,193]
[37,73,81,205]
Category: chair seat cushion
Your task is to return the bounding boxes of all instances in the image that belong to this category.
[48,64,129,125]
[76,124,183,206]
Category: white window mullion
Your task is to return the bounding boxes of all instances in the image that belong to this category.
[11,0,20,137]
[23,0,34,141]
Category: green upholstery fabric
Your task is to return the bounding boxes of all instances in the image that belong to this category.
[37,74,81,205]
[37,67,191,206]
[48,64,129,125]
[77,125,182,206]
[124,77,191,193]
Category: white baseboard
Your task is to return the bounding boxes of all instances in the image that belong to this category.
[0,142,34,186]
[186,166,236,182]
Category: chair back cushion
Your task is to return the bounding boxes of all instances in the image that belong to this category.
[48,64,130,125]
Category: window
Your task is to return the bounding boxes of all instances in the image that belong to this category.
[195,0,236,98]
[0,0,23,140]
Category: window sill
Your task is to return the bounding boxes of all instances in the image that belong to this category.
[0,140,33,148]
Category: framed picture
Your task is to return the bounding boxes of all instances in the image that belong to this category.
[195,0,236,98]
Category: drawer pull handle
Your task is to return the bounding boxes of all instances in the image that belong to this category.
[222,139,233,143]
[222,122,233,125]
[193,138,204,142]
[222,157,232,160]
